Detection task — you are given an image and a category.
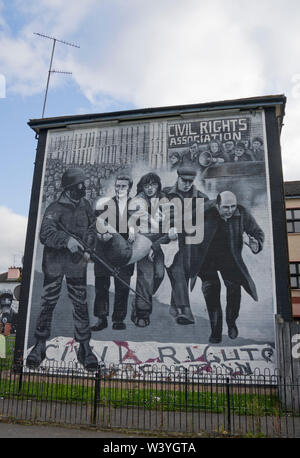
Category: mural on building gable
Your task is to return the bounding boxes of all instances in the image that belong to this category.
[23,110,276,377]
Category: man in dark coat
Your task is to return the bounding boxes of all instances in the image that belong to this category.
[190,191,264,343]
[228,142,255,162]
[250,137,265,161]
[91,175,135,331]
[181,142,201,167]
[163,166,209,325]
[26,168,99,371]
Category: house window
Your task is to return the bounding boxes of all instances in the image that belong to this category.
[290,262,300,288]
[286,208,300,233]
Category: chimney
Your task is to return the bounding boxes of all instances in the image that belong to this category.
[7,267,21,280]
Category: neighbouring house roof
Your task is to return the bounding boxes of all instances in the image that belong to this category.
[284,181,300,197]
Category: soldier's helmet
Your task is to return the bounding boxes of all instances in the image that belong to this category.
[61,168,86,190]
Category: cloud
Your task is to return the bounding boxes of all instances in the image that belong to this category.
[1,0,300,179]
[0,0,97,96]
[0,0,280,102]
[64,1,266,108]
[1,1,298,105]
[2,0,299,275]
[0,207,27,273]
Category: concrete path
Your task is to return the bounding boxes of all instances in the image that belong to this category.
[0,421,156,439]
[0,420,150,438]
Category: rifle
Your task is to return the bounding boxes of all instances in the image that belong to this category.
[57,221,152,306]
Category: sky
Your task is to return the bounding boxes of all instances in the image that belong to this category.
[0,0,300,272]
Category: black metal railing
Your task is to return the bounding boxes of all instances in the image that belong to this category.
[1,353,300,437]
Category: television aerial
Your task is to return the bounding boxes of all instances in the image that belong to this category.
[34,32,80,118]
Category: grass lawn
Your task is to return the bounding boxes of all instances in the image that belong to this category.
[0,376,283,417]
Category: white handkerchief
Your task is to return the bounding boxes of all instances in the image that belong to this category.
[161,239,179,268]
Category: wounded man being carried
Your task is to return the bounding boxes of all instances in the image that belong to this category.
[92,185,177,329]
[90,186,153,332]
[93,197,153,269]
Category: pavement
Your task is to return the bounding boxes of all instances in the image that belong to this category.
[0,420,149,438]
[0,420,207,457]
[1,395,299,439]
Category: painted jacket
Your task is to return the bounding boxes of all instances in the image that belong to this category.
[162,184,209,275]
[128,191,171,250]
[93,196,134,276]
[228,151,255,162]
[39,192,95,277]
[190,202,265,301]
[162,184,209,241]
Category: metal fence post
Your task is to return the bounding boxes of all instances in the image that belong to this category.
[93,367,101,425]
[185,367,188,406]
[226,377,231,435]
[17,368,23,394]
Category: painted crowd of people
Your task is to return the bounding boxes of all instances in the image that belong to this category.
[43,159,130,207]
[169,137,265,173]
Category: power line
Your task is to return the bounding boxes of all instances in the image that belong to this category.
[34,32,80,118]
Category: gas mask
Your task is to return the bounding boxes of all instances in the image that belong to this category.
[68,182,86,201]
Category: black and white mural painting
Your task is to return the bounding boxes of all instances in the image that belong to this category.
[23,110,277,375]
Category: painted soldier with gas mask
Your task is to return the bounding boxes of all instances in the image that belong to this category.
[26,168,99,371]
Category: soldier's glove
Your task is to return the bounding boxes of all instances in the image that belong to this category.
[67,237,84,263]
[67,237,84,253]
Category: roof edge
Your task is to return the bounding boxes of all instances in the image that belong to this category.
[28,94,286,133]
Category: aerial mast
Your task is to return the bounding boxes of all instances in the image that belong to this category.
[33,32,80,118]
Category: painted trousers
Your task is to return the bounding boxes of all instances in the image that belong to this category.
[133,248,164,318]
[34,274,91,343]
[166,249,191,310]
[93,266,133,323]
[199,255,242,338]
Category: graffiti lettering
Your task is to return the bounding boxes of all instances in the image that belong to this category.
[240,348,259,360]
[26,338,275,377]
[45,343,59,362]
[221,349,240,362]
[262,346,274,362]
[158,346,180,364]
[234,362,252,376]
